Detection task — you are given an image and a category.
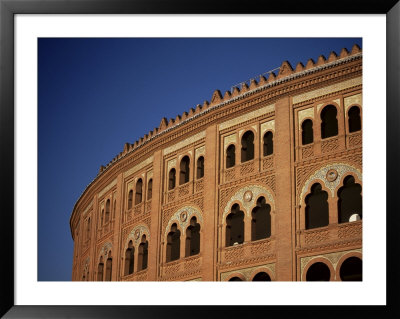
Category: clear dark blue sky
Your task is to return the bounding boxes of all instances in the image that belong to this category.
[38,37,361,281]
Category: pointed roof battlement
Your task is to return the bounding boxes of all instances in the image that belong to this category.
[97,45,362,175]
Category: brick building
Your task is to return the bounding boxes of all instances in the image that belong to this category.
[70,45,362,281]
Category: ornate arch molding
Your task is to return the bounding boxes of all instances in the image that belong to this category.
[124,224,151,250]
[97,242,112,262]
[223,184,275,220]
[164,206,203,238]
[299,163,362,203]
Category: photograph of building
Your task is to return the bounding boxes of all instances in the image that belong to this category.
[69,43,362,282]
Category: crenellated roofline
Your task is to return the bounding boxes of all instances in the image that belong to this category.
[70,45,362,235]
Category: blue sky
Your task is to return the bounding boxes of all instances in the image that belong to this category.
[38,37,361,281]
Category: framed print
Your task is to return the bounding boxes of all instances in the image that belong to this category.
[1,0,399,318]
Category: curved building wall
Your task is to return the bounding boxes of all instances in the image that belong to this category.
[70,46,363,281]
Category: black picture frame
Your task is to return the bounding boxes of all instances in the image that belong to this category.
[1,0,399,318]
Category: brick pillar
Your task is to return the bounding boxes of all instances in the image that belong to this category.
[274,96,294,281]
[235,133,241,167]
[328,195,338,225]
[314,107,322,156]
[244,215,252,243]
[202,124,218,281]
[111,173,123,281]
[89,194,99,281]
[148,149,163,280]
[337,100,346,151]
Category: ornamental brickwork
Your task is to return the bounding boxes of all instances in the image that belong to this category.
[70,45,363,281]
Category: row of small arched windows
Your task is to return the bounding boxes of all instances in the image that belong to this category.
[226,196,272,247]
[128,178,153,209]
[166,217,201,262]
[228,271,272,281]
[124,235,149,276]
[305,175,362,229]
[99,199,116,227]
[301,105,361,145]
[226,130,273,169]
[228,256,362,281]
[306,256,362,281]
[168,156,204,190]
[97,252,112,281]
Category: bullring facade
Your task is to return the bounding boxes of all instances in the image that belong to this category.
[70,45,363,281]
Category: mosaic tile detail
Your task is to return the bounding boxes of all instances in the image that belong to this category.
[98,178,117,198]
[186,277,202,281]
[164,131,205,155]
[219,104,275,131]
[298,108,314,125]
[167,158,177,171]
[98,242,113,261]
[220,263,275,281]
[124,224,151,249]
[224,134,237,150]
[299,163,362,202]
[195,146,205,159]
[261,120,275,135]
[344,93,362,116]
[293,76,362,104]
[300,248,362,280]
[165,206,204,237]
[223,185,275,220]
[123,156,153,178]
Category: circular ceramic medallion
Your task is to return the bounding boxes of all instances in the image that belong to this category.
[180,211,187,222]
[134,229,141,239]
[243,190,253,202]
[326,169,338,182]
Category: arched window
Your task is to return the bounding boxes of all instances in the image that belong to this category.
[105,252,112,281]
[166,223,181,262]
[197,156,204,179]
[305,183,329,229]
[86,217,91,240]
[135,179,143,205]
[263,131,273,156]
[124,241,134,276]
[179,156,190,185]
[306,262,331,281]
[128,190,133,209]
[252,272,271,281]
[241,131,254,162]
[251,197,271,241]
[97,256,104,281]
[185,216,200,257]
[138,235,148,271]
[226,204,245,247]
[302,119,314,145]
[147,179,153,200]
[321,105,338,139]
[168,168,176,190]
[105,199,110,224]
[340,257,362,281]
[113,200,116,219]
[226,145,235,168]
[229,277,243,281]
[348,106,361,133]
[338,175,362,223]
